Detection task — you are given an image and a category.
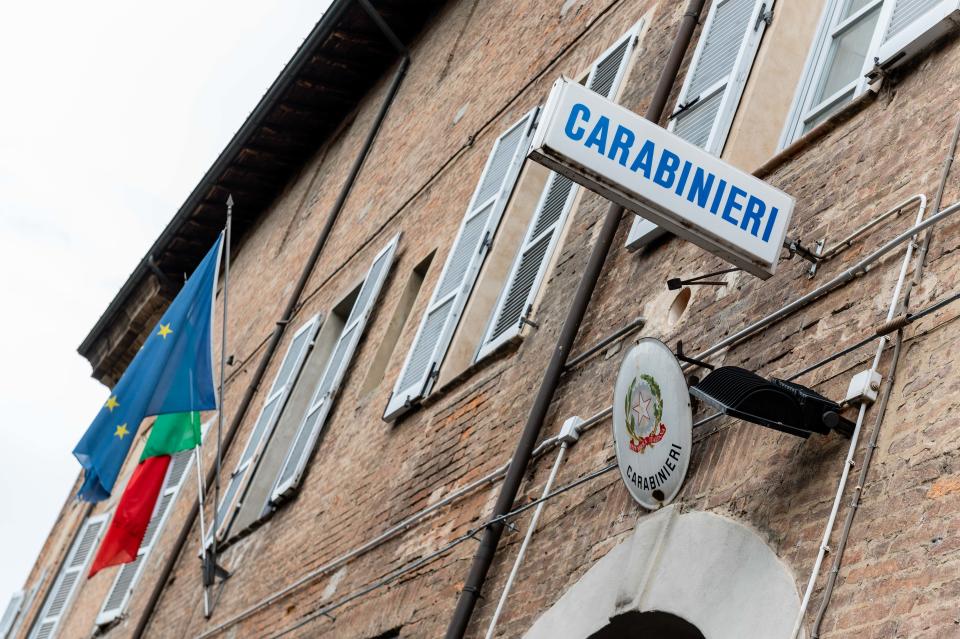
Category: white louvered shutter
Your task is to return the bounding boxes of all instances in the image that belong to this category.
[628,0,770,250]
[383,108,538,421]
[477,25,640,358]
[875,0,960,66]
[96,448,194,625]
[28,514,108,639]
[213,315,321,539]
[8,576,41,639]
[0,591,24,639]
[270,234,401,502]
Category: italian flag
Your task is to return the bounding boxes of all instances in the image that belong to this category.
[89,411,202,577]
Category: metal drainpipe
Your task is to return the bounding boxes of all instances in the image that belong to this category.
[130,30,410,639]
[808,111,960,638]
[443,2,707,636]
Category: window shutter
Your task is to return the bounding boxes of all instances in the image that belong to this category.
[383,108,538,421]
[28,514,108,639]
[477,26,640,358]
[669,0,769,153]
[272,234,401,501]
[213,315,321,539]
[0,591,24,639]
[627,0,768,251]
[96,448,194,625]
[875,0,960,67]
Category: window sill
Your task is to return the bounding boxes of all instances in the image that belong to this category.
[755,87,879,180]
[412,335,523,414]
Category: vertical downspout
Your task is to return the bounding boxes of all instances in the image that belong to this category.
[443,2,707,637]
[130,8,410,638]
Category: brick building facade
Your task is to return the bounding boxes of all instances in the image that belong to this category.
[5,0,960,638]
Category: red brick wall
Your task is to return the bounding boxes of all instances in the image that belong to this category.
[19,1,960,638]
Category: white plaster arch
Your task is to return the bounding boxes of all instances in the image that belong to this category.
[523,506,802,639]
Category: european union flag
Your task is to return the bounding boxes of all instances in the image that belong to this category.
[73,235,223,501]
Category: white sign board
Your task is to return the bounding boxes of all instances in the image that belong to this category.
[612,339,692,510]
[529,77,794,278]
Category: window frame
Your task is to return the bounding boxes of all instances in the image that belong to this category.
[212,314,322,541]
[382,107,539,422]
[780,0,886,146]
[475,20,643,360]
[268,233,401,504]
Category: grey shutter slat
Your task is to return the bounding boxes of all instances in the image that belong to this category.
[479,174,575,353]
[875,0,960,68]
[885,0,940,39]
[0,591,24,639]
[97,447,195,625]
[690,0,755,97]
[383,108,537,421]
[28,515,107,639]
[478,25,639,358]
[213,315,320,539]
[272,235,400,501]
[674,90,725,148]
[588,39,631,98]
[669,0,767,154]
[99,557,142,619]
[33,622,55,639]
[634,0,767,251]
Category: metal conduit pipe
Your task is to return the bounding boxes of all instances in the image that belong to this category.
[564,316,646,370]
[444,3,708,635]
[192,187,956,637]
[809,112,960,637]
[687,195,960,366]
[789,189,931,639]
[904,113,960,310]
[195,401,613,639]
[192,268,960,638]
[484,434,576,639]
[132,25,411,639]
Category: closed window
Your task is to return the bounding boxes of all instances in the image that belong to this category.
[781,0,958,145]
[215,235,400,540]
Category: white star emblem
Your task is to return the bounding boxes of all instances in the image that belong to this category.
[631,389,653,431]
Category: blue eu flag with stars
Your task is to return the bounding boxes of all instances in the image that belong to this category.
[73,235,223,501]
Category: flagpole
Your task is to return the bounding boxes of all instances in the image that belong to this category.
[193,441,211,617]
[210,194,232,612]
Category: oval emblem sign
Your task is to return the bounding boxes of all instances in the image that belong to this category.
[612,338,692,510]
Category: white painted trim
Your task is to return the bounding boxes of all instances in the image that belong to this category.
[523,508,802,639]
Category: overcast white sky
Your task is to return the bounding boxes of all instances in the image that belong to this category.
[0,0,332,602]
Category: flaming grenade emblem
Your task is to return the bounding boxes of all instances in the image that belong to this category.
[624,374,666,453]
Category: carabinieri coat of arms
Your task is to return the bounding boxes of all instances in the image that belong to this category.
[623,373,666,453]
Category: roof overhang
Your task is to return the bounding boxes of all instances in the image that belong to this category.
[78,0,442,385]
